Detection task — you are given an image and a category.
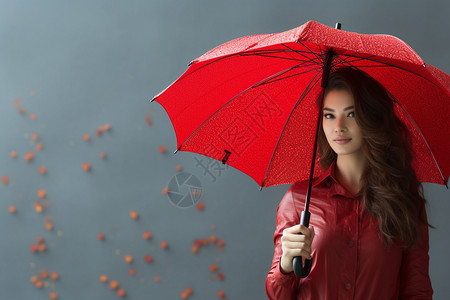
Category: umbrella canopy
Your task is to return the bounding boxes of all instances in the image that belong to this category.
[153,20,450,189]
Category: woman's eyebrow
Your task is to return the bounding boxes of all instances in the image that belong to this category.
[323,105,354,112]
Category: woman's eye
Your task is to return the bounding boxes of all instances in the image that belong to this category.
[347,112,355,118]
[323,113,334,119]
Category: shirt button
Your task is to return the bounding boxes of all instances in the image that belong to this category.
[347,241,354,248]
[345,283,351,290]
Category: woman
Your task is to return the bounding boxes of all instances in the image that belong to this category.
[265,68,433,299]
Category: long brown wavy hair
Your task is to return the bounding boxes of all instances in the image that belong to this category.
[318,67,429,248]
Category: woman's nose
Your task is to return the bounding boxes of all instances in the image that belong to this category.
[334,118,347,132]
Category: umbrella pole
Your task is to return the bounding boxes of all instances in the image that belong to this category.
[293,42,336,278]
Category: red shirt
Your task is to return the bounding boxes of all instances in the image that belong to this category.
[265,161,433,300]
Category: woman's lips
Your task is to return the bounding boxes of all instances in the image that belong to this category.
[334,138,352,144]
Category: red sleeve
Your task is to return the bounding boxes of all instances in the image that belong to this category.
[399,209,433,299]
[265,184,301,300]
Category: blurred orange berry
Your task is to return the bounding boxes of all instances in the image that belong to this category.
[2,175,9,184]
[160,241,168,250]
[30,244,39,253]
[210,235,217,244]
[30,113,37,120]
[45,222,53,231]
[162,187,169,195]
[82,162,91,171]
[217,290,225,298]
[99,275,108,283]
[129,211,139,220]
[38,243,47,252]
[176,165,183,172]
[180,291,188,299]
[145,115,152,126]
[142,230,152,240]
[37,189,47,199]
[196,202,205,211]
[217,240,225,247]
[117,288,126,297]
[39,270,49,279]
[144,254,153,263]
[124,255,133,264]
[128,268,135,276]
[14,98,21,107]
[39,166,47,175]
[97,233,105,241]
[32,133,39,141]
[24,151,35,162]
[96,130,102,137]
[35,280,43,289]
[158,146,167,153]
[37,236,45,244]
[35,202,44,213]
[10,151,17,158]
[191,245,199,254]
[99,152,106,159]
[185,286,193,296]
[19,107,26,114]
[83,134,90,141]
[49,292,58,299]
[109,280,119,290]
[51,272,59,281]
[30,275,40,283]
[217,272,225,281]
[101,123,111,131]
[210,264,219,272]
[153,276,161,282]
[36,143,43,151]
[9,205,17,214]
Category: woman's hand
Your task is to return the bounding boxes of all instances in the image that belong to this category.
[280,224,315,274]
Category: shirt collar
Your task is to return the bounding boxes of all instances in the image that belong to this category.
[312,160,336,187]
[312,160,356,199]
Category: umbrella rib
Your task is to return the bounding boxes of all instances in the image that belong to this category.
[282,42,323,65]
[261,72,322,188]
[177,62,317,151]
[240,52,313,63]
[243,48,323,57]
[333,53,445,91]
[332,52,367,68]
[240,48,321,67]
[254,65,322,88]
[169,48,318,86]
[294,41,323,63]
[387,91,448,187]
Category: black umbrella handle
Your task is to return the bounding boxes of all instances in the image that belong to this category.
[293,210,312,278]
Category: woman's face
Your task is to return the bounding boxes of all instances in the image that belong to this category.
[322,89,363,158]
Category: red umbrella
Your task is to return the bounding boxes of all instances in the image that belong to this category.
[152,20,450,276]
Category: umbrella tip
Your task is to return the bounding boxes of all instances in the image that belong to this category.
[151,96,157,102]
[174,145,182,154]
[335,23,342,30]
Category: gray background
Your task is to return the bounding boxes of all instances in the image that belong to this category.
[0,0,449,299]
